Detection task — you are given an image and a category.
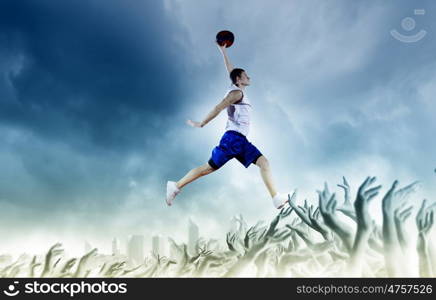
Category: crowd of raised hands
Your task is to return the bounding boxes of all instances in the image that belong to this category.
[1,176,434,278]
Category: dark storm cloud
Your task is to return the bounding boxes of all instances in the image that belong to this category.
[0,0,189,152]
[0,0,207,212]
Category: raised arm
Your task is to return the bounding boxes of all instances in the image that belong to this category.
[217,43,234,74]
[348,177,381,276]
[416,199,434,277]
[381,181,403,277]
[318,183,354,252]
[186,90,242,128]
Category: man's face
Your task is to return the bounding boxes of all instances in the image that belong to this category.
[238,71,251,86]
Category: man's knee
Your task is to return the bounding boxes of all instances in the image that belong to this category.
[203,163,216,174]
[256,155,269,169]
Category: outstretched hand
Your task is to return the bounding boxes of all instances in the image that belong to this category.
[41,243,64,277]
[216,42,227,52]
[355,176,382,231]
[394,205,413,251]
[318,183,354,251]
[74,248,98,277]
[416,199,435,277]
[416,199,434,237]
[29,255,41,277]
[186,120,203,128]
[337,176,357,221]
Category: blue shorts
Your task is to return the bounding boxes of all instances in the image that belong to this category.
[208,130,263,169]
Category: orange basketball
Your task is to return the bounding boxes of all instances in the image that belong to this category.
[216,30,234,48]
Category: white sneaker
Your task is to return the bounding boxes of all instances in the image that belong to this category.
[166,181,180,206]
[272,193,289,209]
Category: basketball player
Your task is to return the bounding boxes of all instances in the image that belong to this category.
[166,42,290,209]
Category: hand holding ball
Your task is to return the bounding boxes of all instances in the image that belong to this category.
[216,30,234,48]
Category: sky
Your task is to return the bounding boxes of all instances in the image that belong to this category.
[0,0,435,256]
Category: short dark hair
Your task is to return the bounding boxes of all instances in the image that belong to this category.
[230,68,245,86]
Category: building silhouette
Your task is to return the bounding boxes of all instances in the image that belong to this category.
[112,238,120,256]
[188,219,199,256]
[127,235,144,264]
[152,235,167,256]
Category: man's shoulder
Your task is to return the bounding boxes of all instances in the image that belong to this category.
[227,89,243,96]
[226,89,243,104]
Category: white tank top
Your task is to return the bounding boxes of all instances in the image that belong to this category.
[224,84,252,136]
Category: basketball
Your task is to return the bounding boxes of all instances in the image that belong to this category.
[216,30,234,48]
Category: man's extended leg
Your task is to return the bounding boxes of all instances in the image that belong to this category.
[255,155,288,209]
[166,163,216,206]
[255,155,277,197]
[176,163,216,189]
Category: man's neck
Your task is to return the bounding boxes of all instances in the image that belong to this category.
[236,84,246,91]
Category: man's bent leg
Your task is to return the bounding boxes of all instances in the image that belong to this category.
[167,162,217,206]
[255,155,277,198]
[176,163,216,189]
[255,155,289,209]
